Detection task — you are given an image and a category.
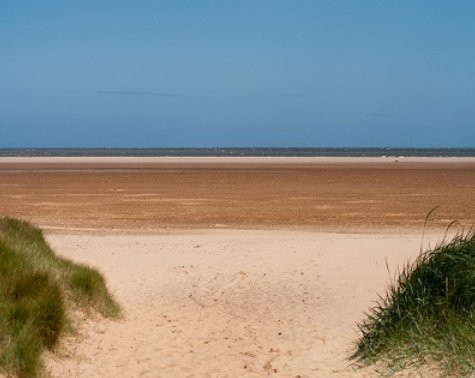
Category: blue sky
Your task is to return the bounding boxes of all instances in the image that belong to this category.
[1,1,474,147]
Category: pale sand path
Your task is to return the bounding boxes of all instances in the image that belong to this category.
[43,229,445,377]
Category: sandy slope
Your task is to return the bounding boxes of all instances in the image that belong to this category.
[43,229,444,377]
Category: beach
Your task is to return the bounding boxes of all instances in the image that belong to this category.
[1,157,474,231]
[1,157,474,376]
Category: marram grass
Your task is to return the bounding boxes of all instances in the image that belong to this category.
[353,231,475,376]
[0,217,120,377]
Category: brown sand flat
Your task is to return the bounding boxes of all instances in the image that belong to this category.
[0,157,474,231]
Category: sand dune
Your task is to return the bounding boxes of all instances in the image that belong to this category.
[44,229,443,377]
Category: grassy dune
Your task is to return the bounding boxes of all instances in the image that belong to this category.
[0,217,120,377]
[354,231,475,375]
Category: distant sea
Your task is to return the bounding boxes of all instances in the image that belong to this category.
[0,148,474,157]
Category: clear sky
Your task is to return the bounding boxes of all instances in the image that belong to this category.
[1,1,474,148]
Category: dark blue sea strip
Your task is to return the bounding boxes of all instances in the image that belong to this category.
[0,148,474,157]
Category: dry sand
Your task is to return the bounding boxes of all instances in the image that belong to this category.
[1,157,473,376]
[44,229,444,377]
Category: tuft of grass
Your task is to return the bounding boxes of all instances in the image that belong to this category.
[68,265,120,317]
[0,217,120,377]
[353,231,475,376]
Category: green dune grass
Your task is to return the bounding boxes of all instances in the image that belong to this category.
[353,231,475,376]
[0,217,120,377]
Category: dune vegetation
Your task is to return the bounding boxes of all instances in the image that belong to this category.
[354,230,475,376]
[0,217,120,377]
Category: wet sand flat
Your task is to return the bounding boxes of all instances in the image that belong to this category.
[0,157,474,231]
